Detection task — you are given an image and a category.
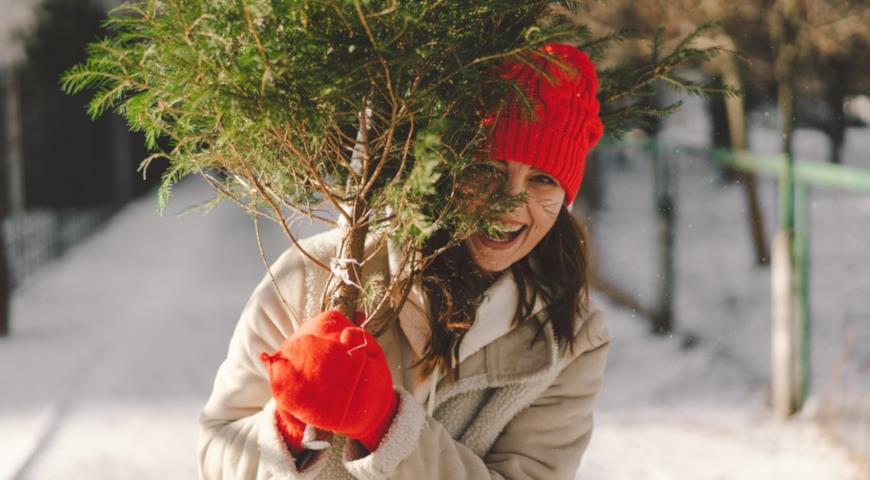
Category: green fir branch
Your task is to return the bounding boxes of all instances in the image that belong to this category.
[63,0,742,311]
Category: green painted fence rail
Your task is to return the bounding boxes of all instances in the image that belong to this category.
[603,139,870,416]
[712,148,870,193]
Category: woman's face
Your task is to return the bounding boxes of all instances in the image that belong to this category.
[464,159,566,273]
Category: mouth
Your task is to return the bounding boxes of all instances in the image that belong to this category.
[479,223,527,247]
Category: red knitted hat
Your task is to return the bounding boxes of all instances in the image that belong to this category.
[483,43,604,205]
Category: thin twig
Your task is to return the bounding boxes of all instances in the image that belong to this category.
[242,161,332,273]
[253,212,302,330]
[271,126,353,223]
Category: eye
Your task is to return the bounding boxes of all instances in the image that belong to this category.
[531,174,557,186]
[463,162,507,190]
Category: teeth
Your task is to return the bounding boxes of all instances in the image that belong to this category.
[493,223,524,233]
[482,223,525,243]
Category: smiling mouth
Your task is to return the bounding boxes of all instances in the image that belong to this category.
[481,224,527,244]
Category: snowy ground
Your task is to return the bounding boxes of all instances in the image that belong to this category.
[580,119,870,478]
[0,179,323,480]
[1,123,868,479]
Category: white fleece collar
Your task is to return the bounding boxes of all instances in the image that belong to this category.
[388,238,549,365]
[387,239,552,415]
[397,269,519,366]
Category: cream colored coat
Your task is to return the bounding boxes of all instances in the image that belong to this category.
[198,229,609,480]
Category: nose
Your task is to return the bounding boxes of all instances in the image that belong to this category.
[505,176,524,197]
[504,164,529,197]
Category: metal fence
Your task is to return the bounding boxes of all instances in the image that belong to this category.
[2,206,118,287]
[591,137,870,463]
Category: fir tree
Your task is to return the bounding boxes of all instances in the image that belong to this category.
[62,0,736,325]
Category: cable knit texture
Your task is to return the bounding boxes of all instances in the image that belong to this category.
[483,43,604,204]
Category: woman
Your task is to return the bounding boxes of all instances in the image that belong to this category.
[199,43,608,480]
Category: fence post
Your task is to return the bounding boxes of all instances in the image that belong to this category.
[770,228,794,415]
[704,146,869,418]
[793,182,811,407]
[771,151,806,417]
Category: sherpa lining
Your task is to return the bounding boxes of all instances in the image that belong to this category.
[342,388,426,480]
[256,399,329,480]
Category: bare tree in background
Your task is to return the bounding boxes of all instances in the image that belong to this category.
[700,0,870,166]
[585,0,772,269]
[800,1,870,165]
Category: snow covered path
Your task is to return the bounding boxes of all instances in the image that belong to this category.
[579,125,870,479]
[581,298,866,479]
[0,171,866,479]
[0,177,324,480]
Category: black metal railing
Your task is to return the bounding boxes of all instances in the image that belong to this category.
[2,206,118,287]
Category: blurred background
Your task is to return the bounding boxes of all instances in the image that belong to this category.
[0,0,867,479]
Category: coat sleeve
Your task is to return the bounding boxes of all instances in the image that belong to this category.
[197,246,331,480]
[342,307,609,480]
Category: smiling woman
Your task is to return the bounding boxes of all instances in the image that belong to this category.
[199,43,608,480]
[465,160,567,273]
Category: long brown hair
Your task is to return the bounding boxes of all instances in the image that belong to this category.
[414,204,591,380]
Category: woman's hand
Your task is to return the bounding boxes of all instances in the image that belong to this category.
[260,310,398,455]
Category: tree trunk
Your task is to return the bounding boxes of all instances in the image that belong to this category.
[720,59,770,266]
[710,90,735,181]
[330,208,370,320]
[577,149,604,223]
[739,172,769,265]
[824,58,848,165]
[651,141,675,334]
[305,109,373,452]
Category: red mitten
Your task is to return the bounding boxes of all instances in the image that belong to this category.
[261,311,398,453]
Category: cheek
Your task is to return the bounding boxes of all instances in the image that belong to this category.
[526,215,556,248]
[529,189,564,223]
